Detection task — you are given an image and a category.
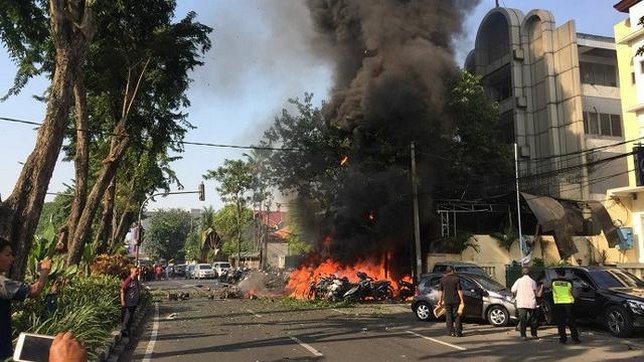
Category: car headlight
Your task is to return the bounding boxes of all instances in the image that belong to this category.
[626,300,644,315]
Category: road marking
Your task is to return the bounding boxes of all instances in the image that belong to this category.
[406,330,466,351]
[289,336,323,357]
[142,302,160,362]
[247,309,262,318]
[332,308,351,315]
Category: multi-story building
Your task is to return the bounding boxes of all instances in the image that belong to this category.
[465,7,627,201]
[606,0,644,264]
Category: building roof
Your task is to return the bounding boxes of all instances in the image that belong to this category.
[254,210,286,228]
[614,0,641,13]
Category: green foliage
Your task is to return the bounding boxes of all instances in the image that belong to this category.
[182,230,201,262]
[439,70,514,199]
[491,226,518,251]
[35,193,73,238]
[11,275,144,361]
[204,159,253,206]
[213,205,254,256]
[90,254,134,279]
[142,208,192,260]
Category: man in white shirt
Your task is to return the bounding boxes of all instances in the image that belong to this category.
[511,266,540,339]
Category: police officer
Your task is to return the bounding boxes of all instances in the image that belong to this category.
[551,268,580,344]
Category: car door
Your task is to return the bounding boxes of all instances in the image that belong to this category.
[571,269,598,319]
[460,276,484,319]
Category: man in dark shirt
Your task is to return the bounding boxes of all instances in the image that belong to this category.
[120,267,141,338]
[0,238,51,359]
[438,266,465,337]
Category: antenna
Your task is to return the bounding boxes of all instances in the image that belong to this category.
[495,0,499,7]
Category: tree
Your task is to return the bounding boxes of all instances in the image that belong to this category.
[64,1,212,265]
[244,149,274,268]
[437,70,513,199]
[213,205,254,258]
[204,160,253,266]
[142,209,192,261]
[0,0,95,278]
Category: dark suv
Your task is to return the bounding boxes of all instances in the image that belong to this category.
[540,266,644,337]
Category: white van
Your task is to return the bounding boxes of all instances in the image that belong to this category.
[212,262,232,276]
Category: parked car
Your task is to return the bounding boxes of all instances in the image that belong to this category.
[185,264,196,279]
[174,264,186,277]
[412,272,518,327]
[539,266,644,337]
[194,263,215,279]
[212,262,232,277]
[431,261,488,277]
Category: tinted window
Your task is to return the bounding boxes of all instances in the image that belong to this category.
[199,265,211,270]
[457,266,486,275]
[589,269,644,288]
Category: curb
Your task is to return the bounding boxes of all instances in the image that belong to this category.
[96,302,152,362]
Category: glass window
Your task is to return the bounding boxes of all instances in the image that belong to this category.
[611,114,622,137]
[583,112,590,134]
[600,113,611,135]
[472,275,506,292]
[605,65,617,87]
[594,63,606,85]
[581,62,594,84]
[588,112,599,134]
[641,60,644,74]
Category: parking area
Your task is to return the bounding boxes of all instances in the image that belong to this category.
[124,284,644,362]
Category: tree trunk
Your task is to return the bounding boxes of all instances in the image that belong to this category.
[67,125,129,265]
[60,72,91,252]
[0,0,93,279]
[94,176,116,254]
[237,200,242,268]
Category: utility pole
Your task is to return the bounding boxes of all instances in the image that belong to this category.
[514,143,524,262]
[410,142,423,283]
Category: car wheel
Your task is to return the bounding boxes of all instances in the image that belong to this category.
[487,305,510,327]
[414,302,432,321]
[605,305,634,337]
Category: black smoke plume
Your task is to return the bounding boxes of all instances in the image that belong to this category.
[301,0,480,275]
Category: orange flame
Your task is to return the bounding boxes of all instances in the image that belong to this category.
[287,256,410,300]
[340,155,349,166]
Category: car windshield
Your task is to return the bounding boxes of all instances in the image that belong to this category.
[199,265,211,270]
[458,266,486,275]
[471,275,506,292]
[218,263,231,268]
[588,269,644,288]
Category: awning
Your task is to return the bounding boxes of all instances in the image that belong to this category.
[520,193,620,257]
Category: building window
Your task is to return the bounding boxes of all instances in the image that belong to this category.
[632,71,636,84]
[580,62,617,87]
[583,111,623,137]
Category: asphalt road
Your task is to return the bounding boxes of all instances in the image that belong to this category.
[122,278,644,362]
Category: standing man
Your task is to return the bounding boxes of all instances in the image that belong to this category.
[551,268,580,344]
[0,238,51,360]
[120,267,141,339]
[438,266,464,337]
[511,266,539,339]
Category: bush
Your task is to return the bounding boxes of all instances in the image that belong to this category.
[11,275,139,361]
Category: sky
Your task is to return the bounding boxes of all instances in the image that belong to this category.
[0,0,628,212]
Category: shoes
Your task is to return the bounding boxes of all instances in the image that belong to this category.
[559,339,567,344]
[456,333,463,337]
[449,332,456,337]
[531,335,540,340]
[572,339,581,344]
[520,335,528,340]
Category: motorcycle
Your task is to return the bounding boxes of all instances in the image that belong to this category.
[398,280,415,301]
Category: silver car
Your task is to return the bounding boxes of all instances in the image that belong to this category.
[411,272,518,327]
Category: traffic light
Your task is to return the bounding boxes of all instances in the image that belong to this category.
[198,182,205,201]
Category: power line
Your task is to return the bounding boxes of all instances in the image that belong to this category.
[0,116,302,152]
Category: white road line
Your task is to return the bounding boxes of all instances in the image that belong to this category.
[142,302,160,362]
[247,309,262,318]
[332,308,350,315]
[289,336,323,357]
[406,330,466,351]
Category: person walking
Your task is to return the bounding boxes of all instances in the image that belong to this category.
[120,267,141,338]
[552,268,580,344]
[511,266,540,339]
[437,266,464,337]
[0,238,51,360]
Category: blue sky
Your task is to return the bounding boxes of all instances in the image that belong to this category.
[0,0,627,211]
